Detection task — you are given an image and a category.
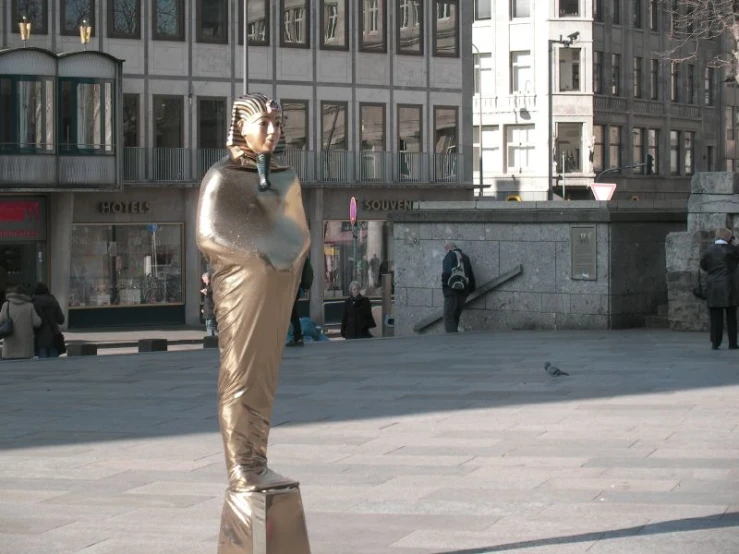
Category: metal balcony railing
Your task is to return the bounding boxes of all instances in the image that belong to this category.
[121,148,465,185]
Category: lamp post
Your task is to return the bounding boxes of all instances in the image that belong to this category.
[472,43,483,195]
[79,19,92,51]
[19,16,31,47]
[547,33,579,201]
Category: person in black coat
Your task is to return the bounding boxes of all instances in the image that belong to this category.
[32,282,65,358]
[341,281,376,339]
[700,227,739,350]
[201,272,217,336]
[441,241,476,333]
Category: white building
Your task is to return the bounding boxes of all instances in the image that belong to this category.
[0,0,474,328]
[472,0,739,201]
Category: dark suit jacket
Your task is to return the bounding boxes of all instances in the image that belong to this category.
[441,249,476,293]
[700,242,739,308]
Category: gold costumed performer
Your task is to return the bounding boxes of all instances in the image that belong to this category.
[196,93,311,554]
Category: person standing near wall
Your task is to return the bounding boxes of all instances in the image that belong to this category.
[700,227,739,350]
[201,272,217,337]
[441,241,476,333]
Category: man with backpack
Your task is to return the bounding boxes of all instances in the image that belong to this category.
[287,257,314,347]
[441,241,476,333]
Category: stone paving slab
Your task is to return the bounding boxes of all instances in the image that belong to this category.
[1,329,739,553]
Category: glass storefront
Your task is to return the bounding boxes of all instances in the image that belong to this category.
[323,220,394,299]
[69,223,183,308]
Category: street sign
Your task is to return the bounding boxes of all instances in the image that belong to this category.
[349,196,357,226]
[590,183,617,201]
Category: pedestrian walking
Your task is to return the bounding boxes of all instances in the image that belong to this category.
[201,272,217,337]
[700,227,739,350]
[341,281,376,339]
[32,282,65,358]
[0,284,42,360]
[287,258,314,347]
[441,241,476,333]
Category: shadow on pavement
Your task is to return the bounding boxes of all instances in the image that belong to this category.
[1,329,738,450]
[433,512,739,553]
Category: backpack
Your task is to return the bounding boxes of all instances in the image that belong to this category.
[447,251,469,291]
[300,258,314,290]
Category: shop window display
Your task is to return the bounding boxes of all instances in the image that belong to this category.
[69,223,183,308]
[323,220,393,298]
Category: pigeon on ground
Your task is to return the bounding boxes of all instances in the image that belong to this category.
[544,361,569,376]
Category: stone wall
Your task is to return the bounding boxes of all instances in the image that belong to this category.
[389,202,685,336]
[666,173,739,332]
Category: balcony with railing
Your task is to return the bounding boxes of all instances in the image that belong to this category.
[122,149,465,185]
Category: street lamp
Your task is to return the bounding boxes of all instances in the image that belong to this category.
[548,33,579,201]
[19,16,31,47]
[79,19,92,51]
[472,43,484,194]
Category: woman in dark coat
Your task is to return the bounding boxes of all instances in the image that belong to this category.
[32,282,65,358]
[700,227,739,350]
[341,281,376,339]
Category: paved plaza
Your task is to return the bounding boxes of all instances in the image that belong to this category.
[1,329,739,553]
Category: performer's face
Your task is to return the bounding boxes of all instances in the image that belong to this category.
[240,112,282,154]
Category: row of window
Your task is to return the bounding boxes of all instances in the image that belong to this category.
[124,94,459,155]
[471,123,704,177]
[475,0,673,31]
[0,76,114,153]
[13,0,459,57]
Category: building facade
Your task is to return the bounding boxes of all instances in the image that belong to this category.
[0,0,474,328]
[472,0,739,201]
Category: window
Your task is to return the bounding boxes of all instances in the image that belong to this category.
[473,125,501,175]
[612,0,620,24]
[398,0,423,55]
[670,62,679,102]
[0,77,54,153]
[706,145,714,171]
[60,80,114,153]
[475,0,491,19]
[473,53,492,94]
[650,58,659,99]
[593,125,604,172]
[153,95,183,148]
[321,0,348,49]
[670,0,678,34]
[559,0,579,17]
[557,123,582,173]
[512,0,530,18]
[281,0,309,48]
[198,98,226,148]
[608,126,621,169]
[239,0,270,45]
[434,106,457,153]
[197,0,227,43]
[282,100,309,150]
[633,127,644,172]
[433,0,458,57]
[559,48,581,91]
[593,0,603,22]
[704,67,715,105]
[69,224,183,308]
[669,130,680,175]
[506,124,535,172]
[322,102,348,150]
[360,0,387,52]
[511,51,532,94]
[13,0,48,34]
[686,64,695,104]
[727,107,735,141]
[122,94,138,147]
[154,0,184,40]
[61,0,94,36]
[108,0,140,38]
[633,0,641,27]
[611,54,621,96]
[398,104,422,178]
[647,128,659,174]
[649,0,658,30]
[360,104,386,151]
[594,51,603,94]
[684,131,694,175]
[728,159,736,172]
[633,57,642,98]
